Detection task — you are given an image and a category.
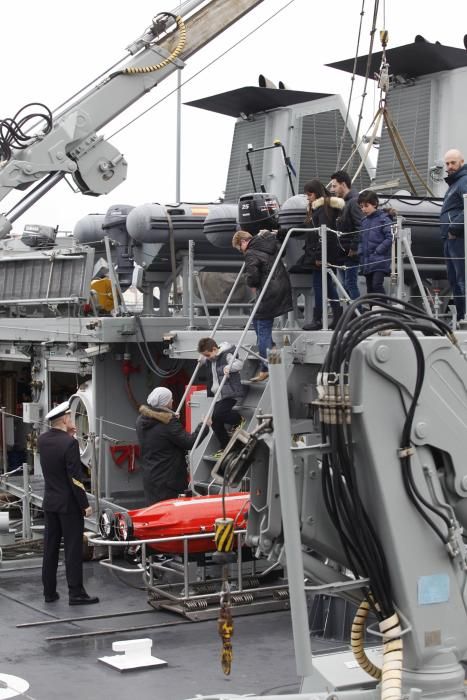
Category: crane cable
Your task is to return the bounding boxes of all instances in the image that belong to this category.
[108,0,296,141]
[340,12,435,198]
[110,13,186,79]
[336,0,366,170]
[342,0,380,175]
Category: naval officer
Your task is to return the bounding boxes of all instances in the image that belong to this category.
[38,401,99,605]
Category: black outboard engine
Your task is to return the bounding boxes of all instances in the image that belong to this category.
[102,204,135,291]
[237,192,280,235]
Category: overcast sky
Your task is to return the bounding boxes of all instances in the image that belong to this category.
[2,0,467,233]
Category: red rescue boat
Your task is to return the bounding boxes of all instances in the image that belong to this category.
[101,493,250,554]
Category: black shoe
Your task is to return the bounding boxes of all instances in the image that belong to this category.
[124,552,141,566]
[302,320,322,331]
[69,592,99,605]
[44,592,60,603]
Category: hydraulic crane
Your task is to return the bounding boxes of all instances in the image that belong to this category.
[0,0,264,238]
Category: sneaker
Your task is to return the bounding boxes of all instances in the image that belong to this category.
[249,371,269,382]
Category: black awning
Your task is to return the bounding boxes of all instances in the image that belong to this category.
[327,38,467,79]
[185,86,332,118]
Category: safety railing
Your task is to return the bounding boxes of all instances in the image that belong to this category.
[175,261,246,415]
[186,226,300,491]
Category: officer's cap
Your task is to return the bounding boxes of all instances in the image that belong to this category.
[45,401,71,422]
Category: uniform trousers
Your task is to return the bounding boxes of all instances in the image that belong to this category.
[42,505,84,597]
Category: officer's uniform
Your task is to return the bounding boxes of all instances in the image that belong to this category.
[38,402,89,599]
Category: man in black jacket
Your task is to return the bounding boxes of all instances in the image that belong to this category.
[136,387,209,505]
[330,170,363,301]
[38,401,99,605]
[232,230,292,382]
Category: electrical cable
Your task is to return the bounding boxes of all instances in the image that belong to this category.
[134,314,183,378]
[0,103,53,162]
[318,294,456,621]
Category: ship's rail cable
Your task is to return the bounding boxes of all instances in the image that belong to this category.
[336,0,366,170]
[108,0,296,141]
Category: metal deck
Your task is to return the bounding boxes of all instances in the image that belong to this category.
[0,557,341,700]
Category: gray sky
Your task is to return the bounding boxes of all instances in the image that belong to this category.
[2,0,467,232]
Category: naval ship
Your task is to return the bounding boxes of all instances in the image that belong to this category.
[2,1,467,699]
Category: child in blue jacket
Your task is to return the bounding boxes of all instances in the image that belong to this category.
[357,190,394,296]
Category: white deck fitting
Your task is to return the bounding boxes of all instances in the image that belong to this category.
[0,673,30,699]
[98,638,167,672]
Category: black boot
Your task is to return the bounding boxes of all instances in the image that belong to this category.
[329,303,343,330]
[303,308,322,331]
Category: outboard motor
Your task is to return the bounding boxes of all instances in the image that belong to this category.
[237,192,280,235]
[102,204,135,291]
[21,224,58,248]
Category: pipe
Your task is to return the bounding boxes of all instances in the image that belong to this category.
[268,349,313,678]
[1,407,7,474]
[22,463,32,540]
[103,235,120,315]
[320,224,329,330]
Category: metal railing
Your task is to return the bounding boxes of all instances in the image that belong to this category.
[186,226,299,492]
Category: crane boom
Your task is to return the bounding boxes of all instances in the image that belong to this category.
[0,0,264,237]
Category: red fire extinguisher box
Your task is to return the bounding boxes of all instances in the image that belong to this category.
[184,384,207,432]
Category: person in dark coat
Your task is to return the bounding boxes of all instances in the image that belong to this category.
[440,149,467,320]
[357,190,394,295]
[136,387,209,505]
[330,170,363,301]
[232,229,293,382]
[38,401,99,606]
[198,338,244,450]
[301,179,345,331]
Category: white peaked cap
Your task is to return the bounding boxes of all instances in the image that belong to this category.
[45,401,71,422]
[147,387,173,408]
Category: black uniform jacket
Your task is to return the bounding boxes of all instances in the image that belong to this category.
[38,429,89,513]
[244,231,293,320]
[136,406,208,494]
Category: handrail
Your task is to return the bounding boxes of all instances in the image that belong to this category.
[187,226,307,492]
[175,261,246,415]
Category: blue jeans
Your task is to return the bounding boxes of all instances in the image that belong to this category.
[253,318,274,371]
[445,238,465,319]
[339,262,360,300]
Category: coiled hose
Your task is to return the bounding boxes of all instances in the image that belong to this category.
[352,601,403,700]
[121,14,186,75]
